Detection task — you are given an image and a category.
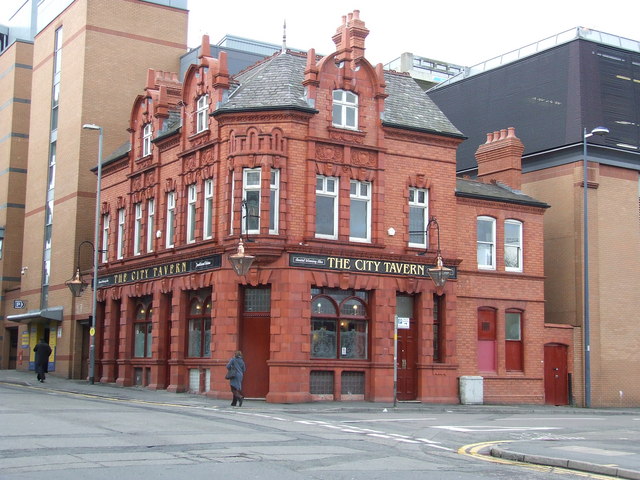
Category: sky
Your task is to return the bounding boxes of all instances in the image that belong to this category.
[0,0,636,67]
[186,0,639,67]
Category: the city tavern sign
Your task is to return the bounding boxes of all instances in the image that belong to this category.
[289,253,456,279]
[97,255,222,287]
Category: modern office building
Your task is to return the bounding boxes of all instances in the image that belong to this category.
[384,53,465,91]
[90,12,569,404]
[1,0,188,378]
[428,27,640,407]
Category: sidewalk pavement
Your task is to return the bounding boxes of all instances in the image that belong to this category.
[2,369,640,479]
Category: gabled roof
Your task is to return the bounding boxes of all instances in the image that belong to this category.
[214,52,463,137]
[456,178,549,208]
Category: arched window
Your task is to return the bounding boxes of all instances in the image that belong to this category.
[188,289,212,358]
[134,297,153,358]
[311,288,368,360]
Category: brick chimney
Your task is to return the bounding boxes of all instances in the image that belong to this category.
[332,10,369,64]
[475,127,524,190]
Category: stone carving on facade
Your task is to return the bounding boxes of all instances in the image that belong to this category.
[409,173,431,189]
[351,149,375,167]
[329,129,364,144]
[131,176,143,192]
[159,136,180,152]
[135,157,153,170]
[229,127,288,157]
[164,178,177,193]
[184,154,198,172]
[145,171,155,187]
[315,162,337,177]
[159,277,173,294]
[109,286,122,301]
[316,143,343,161]
[201,146,215,165]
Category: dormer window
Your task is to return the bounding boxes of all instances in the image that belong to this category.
[142,123,152,157]
[332,89,358,130]
[196,94,209,133]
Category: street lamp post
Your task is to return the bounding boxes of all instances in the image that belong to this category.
[582,125,608,408]
[83,123,103,385]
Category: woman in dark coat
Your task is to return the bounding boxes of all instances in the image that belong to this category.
[33,339,52,383]
[226,350,246,407]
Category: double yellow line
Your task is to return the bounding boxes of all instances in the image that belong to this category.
[458,441,618,479]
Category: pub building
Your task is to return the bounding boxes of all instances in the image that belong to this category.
[93,12,573,404]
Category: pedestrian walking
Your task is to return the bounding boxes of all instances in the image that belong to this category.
[33,339,52,383]
[226,350,246,407]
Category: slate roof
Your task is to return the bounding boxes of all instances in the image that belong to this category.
[215,52,463,137]
[382,72,463,137]
[103,141,131,165]
[217,53,311,112]
[156,108,182,140]
[456,178,549,208]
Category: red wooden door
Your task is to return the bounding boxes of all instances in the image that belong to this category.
[477,308,497,372]
[544,343,568,405]
[397,319,417,400]
[240,315,270,398]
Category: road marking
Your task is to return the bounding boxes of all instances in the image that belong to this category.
[459,441,620,479]
[342,418,436,423]
[434,425,560,432]
[501,417,604,421]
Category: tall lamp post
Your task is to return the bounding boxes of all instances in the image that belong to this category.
[82,123,103,384]
[395,217,453,406]
[582,126,608,408]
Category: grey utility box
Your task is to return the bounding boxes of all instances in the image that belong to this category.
[459,376,483,405]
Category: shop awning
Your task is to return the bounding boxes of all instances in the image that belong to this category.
[7,306,63,324]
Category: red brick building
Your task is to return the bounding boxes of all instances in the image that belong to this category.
[94,12,571,404]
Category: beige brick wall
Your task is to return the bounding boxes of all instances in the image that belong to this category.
[523,162,640,407]
[16,0,187,378]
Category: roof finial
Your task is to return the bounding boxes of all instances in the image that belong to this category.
[282,19,287,53]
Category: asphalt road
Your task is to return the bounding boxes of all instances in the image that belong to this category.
[1,370,639,479]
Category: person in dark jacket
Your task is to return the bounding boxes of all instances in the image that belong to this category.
[33,339,52,383]
[226,350,246,407]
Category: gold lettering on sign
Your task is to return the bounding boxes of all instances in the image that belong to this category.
[328,257,351,270]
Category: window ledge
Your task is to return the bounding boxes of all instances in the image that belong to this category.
[188,129,210,142]
[327,126,366,143]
